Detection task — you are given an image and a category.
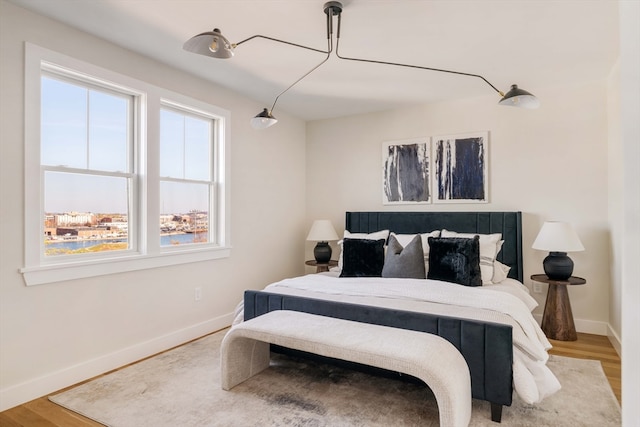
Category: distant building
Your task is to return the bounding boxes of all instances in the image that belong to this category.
[55,227,111,239]
[55,212,96,227]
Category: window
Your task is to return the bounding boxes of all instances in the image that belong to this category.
[41,73,136,258]
[159,105,216,248]
[22,44,230,286]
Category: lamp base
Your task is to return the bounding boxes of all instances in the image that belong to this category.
[313,242,332,263]
[543,252,574,280]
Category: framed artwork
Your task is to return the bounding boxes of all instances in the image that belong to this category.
[382,138,431,204]
[432,132,489,203]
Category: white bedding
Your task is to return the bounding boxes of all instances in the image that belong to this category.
[234,274,560,405]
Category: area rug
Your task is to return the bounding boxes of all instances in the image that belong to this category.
[49,329,621,427]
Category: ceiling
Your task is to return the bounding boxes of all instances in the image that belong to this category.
[8,0,619,121]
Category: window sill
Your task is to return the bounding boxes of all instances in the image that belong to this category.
[20,247,231,286]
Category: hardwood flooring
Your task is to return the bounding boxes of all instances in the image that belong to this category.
[0,332,621,426]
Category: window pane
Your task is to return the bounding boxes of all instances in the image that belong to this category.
[44,171,130,256]
[89,90,129,172]
[184,116,211,181]
[160,109,212,180]
[160,181,209,247]
[41,76,87,168]
[160,109,184,178]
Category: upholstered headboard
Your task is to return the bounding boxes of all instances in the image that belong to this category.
[345,211,523,283]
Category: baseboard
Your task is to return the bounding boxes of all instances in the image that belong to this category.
[574,318,610,336]
[531,314,609,336]
[0,312,233,412]
[607,325,622,357]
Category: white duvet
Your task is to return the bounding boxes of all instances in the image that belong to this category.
[235,274,560,405]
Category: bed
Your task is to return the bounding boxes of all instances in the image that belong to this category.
[240,211,559,422]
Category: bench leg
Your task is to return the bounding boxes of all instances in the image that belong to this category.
[490,403,503,423]
[221,335,270,390]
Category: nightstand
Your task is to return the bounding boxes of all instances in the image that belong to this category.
[305,260,338,273]
[531,274,586,341]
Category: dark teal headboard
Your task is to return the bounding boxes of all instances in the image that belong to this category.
[345,211,523,283]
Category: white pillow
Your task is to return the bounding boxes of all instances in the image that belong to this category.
[337,229,390,271]
[391,230,441,274]
[440,229,502,285]
[492,260,511,283]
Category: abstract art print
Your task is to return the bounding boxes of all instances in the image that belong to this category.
[433,132,489,203]
[382,139,431,204]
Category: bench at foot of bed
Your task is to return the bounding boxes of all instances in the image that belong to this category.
[221,310,472,427]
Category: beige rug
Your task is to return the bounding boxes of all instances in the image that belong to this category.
[50,329,621,427]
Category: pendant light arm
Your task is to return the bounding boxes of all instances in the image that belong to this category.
[333,13,504,97]
[269,38,333,114]
[266,8,335,114]
[234,34,329,54]
[336,50,505,96]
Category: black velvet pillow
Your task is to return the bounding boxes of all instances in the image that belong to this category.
[339,238,385,278]
[382,234,426,279]
[427,236,482,287]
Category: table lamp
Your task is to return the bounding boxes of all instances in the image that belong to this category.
[306,220,339,263]
[532,221,585,280]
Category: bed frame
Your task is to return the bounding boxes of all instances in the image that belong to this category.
[244,211,523,422]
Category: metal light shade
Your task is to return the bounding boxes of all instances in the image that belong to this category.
[183,28,234,59]
[499,84,540,109]
[250,108,277,129]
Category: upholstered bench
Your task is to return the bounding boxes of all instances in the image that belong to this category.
[221,310,472,427]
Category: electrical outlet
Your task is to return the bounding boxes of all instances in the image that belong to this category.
[194,287,202,301]
[532,281,542,293]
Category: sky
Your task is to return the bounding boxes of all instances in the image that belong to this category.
[41,75,212,214]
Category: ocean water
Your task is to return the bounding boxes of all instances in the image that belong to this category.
[45,233,205,251]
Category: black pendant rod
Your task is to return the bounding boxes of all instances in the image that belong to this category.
[268,9,335,114]
[234,34,328,54]
[333,12,504,96]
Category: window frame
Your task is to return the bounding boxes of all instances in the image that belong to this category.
[158,100,220,251]
[39,67,140,261]
[22,43,231,286]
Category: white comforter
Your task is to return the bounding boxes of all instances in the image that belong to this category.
[235,274,560,404]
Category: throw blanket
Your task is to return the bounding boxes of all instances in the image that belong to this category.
[235,275,561,404]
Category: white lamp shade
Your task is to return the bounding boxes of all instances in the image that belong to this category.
[532,221,585,252]
[306,220,339,242]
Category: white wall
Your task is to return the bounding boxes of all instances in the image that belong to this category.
[607,60,623,351]
[619,1,640,424]
[306,82,611,334]
[0,1,307,410]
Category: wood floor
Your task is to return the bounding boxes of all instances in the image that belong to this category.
[0,332,621,427]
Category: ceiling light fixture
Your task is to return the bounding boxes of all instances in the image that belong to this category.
[184,1,540,129]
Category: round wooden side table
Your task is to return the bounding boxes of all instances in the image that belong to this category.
[531,274,586,341]
[305,260,338,273]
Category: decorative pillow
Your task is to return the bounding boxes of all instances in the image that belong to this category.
[427,236,482,287]
[337,229,390,271]
[339,238,386,277]
[440,230,502,284]
[492,260,512,283]
[382,234,426,279]
[391,230,441,274]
